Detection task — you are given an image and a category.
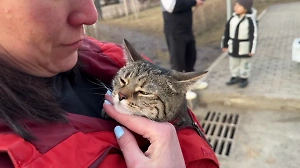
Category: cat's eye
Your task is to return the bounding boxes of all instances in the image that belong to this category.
[119,78,126,85]
[138,90,150,95]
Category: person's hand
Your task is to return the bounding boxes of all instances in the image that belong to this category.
[196,0,204,7]
[103,94,186,168]
[249,53,253,56]
[222,48,228,52]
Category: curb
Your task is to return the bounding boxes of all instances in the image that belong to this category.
[197,91,300,112]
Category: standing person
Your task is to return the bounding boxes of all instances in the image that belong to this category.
[0,0,219,167]
[161,0,204,72]
[221,0,258,88]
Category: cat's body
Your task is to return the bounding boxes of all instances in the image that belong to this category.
[111,39,207,128]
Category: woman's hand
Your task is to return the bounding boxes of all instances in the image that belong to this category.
[103,94,186,168]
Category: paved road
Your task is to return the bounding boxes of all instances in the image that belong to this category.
[195,105,300,168]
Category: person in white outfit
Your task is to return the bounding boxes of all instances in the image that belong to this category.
[221,0,258,88]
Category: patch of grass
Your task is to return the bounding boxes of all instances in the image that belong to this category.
[102,7,164,37]
[102,5,224,47]
[195,21,225,47]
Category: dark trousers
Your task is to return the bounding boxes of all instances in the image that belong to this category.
[165,33,197,72]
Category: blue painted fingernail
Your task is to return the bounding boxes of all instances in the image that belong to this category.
[114,126,124,139]
[106,90,112,95]
[104,100,112,105]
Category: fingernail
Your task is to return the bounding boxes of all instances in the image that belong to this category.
[106,90,112,95]
[104,100,112,105]
[114,126,124,139]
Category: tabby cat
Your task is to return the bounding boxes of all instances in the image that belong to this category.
[111,39,207,129]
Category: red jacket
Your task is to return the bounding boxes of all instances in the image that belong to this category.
[0,37,219,168]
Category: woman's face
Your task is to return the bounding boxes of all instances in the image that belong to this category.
[234,2,247,15]
[0,0,98,77]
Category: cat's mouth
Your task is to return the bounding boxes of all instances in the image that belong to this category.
[112,95,151,118]
[112,96,133,115]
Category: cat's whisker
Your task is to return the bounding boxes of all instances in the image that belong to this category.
[95,78,113,92]
[89,87,106,90]
[92,93,106,95]
[88,79,103,86]
[88,79,113,93]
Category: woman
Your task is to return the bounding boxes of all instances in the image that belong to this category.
[0,0,219,167]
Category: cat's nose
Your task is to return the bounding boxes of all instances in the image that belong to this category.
[118,92,127,101]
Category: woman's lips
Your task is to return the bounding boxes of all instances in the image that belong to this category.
[62,40,83,48]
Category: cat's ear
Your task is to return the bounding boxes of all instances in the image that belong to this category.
[171,71,208,87]
[123,39,145,63]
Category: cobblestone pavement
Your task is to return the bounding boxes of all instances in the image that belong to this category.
[198,2,300,111]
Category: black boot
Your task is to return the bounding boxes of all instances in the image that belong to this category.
[239,78,248,88]
[226,77,240,85]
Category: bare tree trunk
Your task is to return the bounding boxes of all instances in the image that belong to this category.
[123,0,129,18]
[131,0,140,19]
[94,0,103,20]
[135,0,140,18]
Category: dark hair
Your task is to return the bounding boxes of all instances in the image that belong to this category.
[0,57,68,140]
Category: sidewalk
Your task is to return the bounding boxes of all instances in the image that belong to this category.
[196,2,300,111]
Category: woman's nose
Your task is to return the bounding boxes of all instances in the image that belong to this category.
[68,0,98,26]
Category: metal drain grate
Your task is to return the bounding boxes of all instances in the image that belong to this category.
[201,111,239,157]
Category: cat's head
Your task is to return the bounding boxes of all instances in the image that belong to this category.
[112,39,207,121]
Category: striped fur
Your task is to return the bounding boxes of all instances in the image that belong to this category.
[112,39,207,123]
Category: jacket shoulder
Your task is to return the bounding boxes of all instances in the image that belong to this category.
[0,113,128,168]
[78,37,126,83]
[176,110,219,167]
[84,37,126,67]
[178,128,220,168]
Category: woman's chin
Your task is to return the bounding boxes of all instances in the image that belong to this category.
[55,54,78,73]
